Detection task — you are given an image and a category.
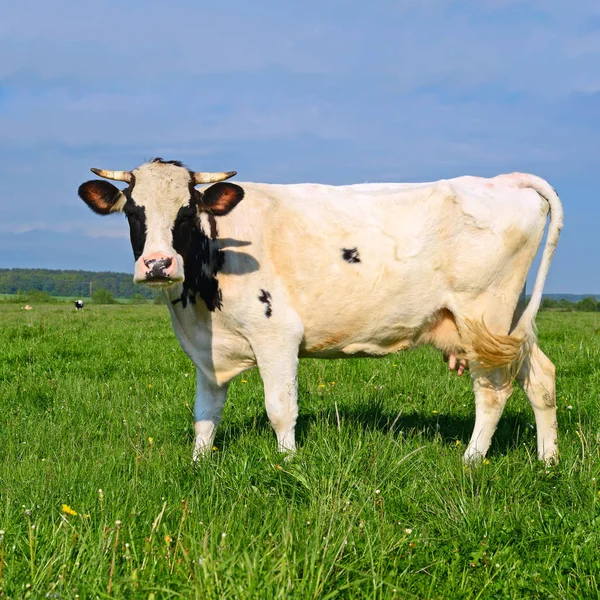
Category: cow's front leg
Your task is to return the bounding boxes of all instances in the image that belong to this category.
[193,369,229,460]
[464,367,514,463]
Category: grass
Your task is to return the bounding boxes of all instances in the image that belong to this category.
[0,305,599,598]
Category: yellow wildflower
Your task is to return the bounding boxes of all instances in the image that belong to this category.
[62,504,77,516]
[212,446,218,452]
[241,379,248,383]
[148,437,154,445]
[164,534,172,545]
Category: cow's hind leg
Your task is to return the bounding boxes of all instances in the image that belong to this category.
[516,344,558,463]
[193,370,229,460]
[464,367,514,463]
[258,353,300,453]
[253,312,304,453]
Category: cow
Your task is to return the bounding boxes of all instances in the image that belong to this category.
[78,158,563,464]
[74,300,84,310]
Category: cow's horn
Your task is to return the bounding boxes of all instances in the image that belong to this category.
[193,171,237,184]
[90,168,133,183]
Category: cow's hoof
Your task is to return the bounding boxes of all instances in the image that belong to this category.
[192,443,214,462]
[462,449,485,466]
[540,452,559,467]
[282,450,296,463]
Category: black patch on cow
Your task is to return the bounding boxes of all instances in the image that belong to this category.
[120,175,149,262]
[169,176,246,311]
[258,289,272,318]
[171,203,225,311]
[342,248,361,263]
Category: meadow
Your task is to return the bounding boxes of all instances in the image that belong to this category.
[0,304,599,599]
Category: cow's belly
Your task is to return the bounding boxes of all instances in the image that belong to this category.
[299,331,415,358]
[297,300,446,358]
[290,258,450,358]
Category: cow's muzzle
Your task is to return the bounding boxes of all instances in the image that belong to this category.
[137,252,179,285]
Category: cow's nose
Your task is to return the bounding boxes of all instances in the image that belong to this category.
[141,253,176,281]
[144,256,172,270]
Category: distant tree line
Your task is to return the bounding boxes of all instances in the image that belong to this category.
[541,296,600,312]
[0,268,154,299]
[0,268,597,311]
[0,288,162,305]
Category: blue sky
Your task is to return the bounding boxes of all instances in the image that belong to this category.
[1,0,599,292]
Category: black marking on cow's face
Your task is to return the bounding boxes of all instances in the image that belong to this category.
[171,200,225,312]
[121,176,148,262]
[342,248,361,264]
[258,289,272,318]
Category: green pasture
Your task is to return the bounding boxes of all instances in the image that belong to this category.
[0,305,599,598]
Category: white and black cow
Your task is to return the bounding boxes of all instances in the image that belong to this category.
[78,158,563,463]
[74,300,84,310]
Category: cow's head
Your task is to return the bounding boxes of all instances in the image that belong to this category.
[78,158,243,286]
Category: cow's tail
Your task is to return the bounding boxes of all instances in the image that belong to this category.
[464,174,563,372]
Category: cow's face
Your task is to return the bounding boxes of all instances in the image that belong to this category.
[78,158,243,286]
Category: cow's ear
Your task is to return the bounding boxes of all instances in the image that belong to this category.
[78,180,126,215]
[197,182,244,216]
